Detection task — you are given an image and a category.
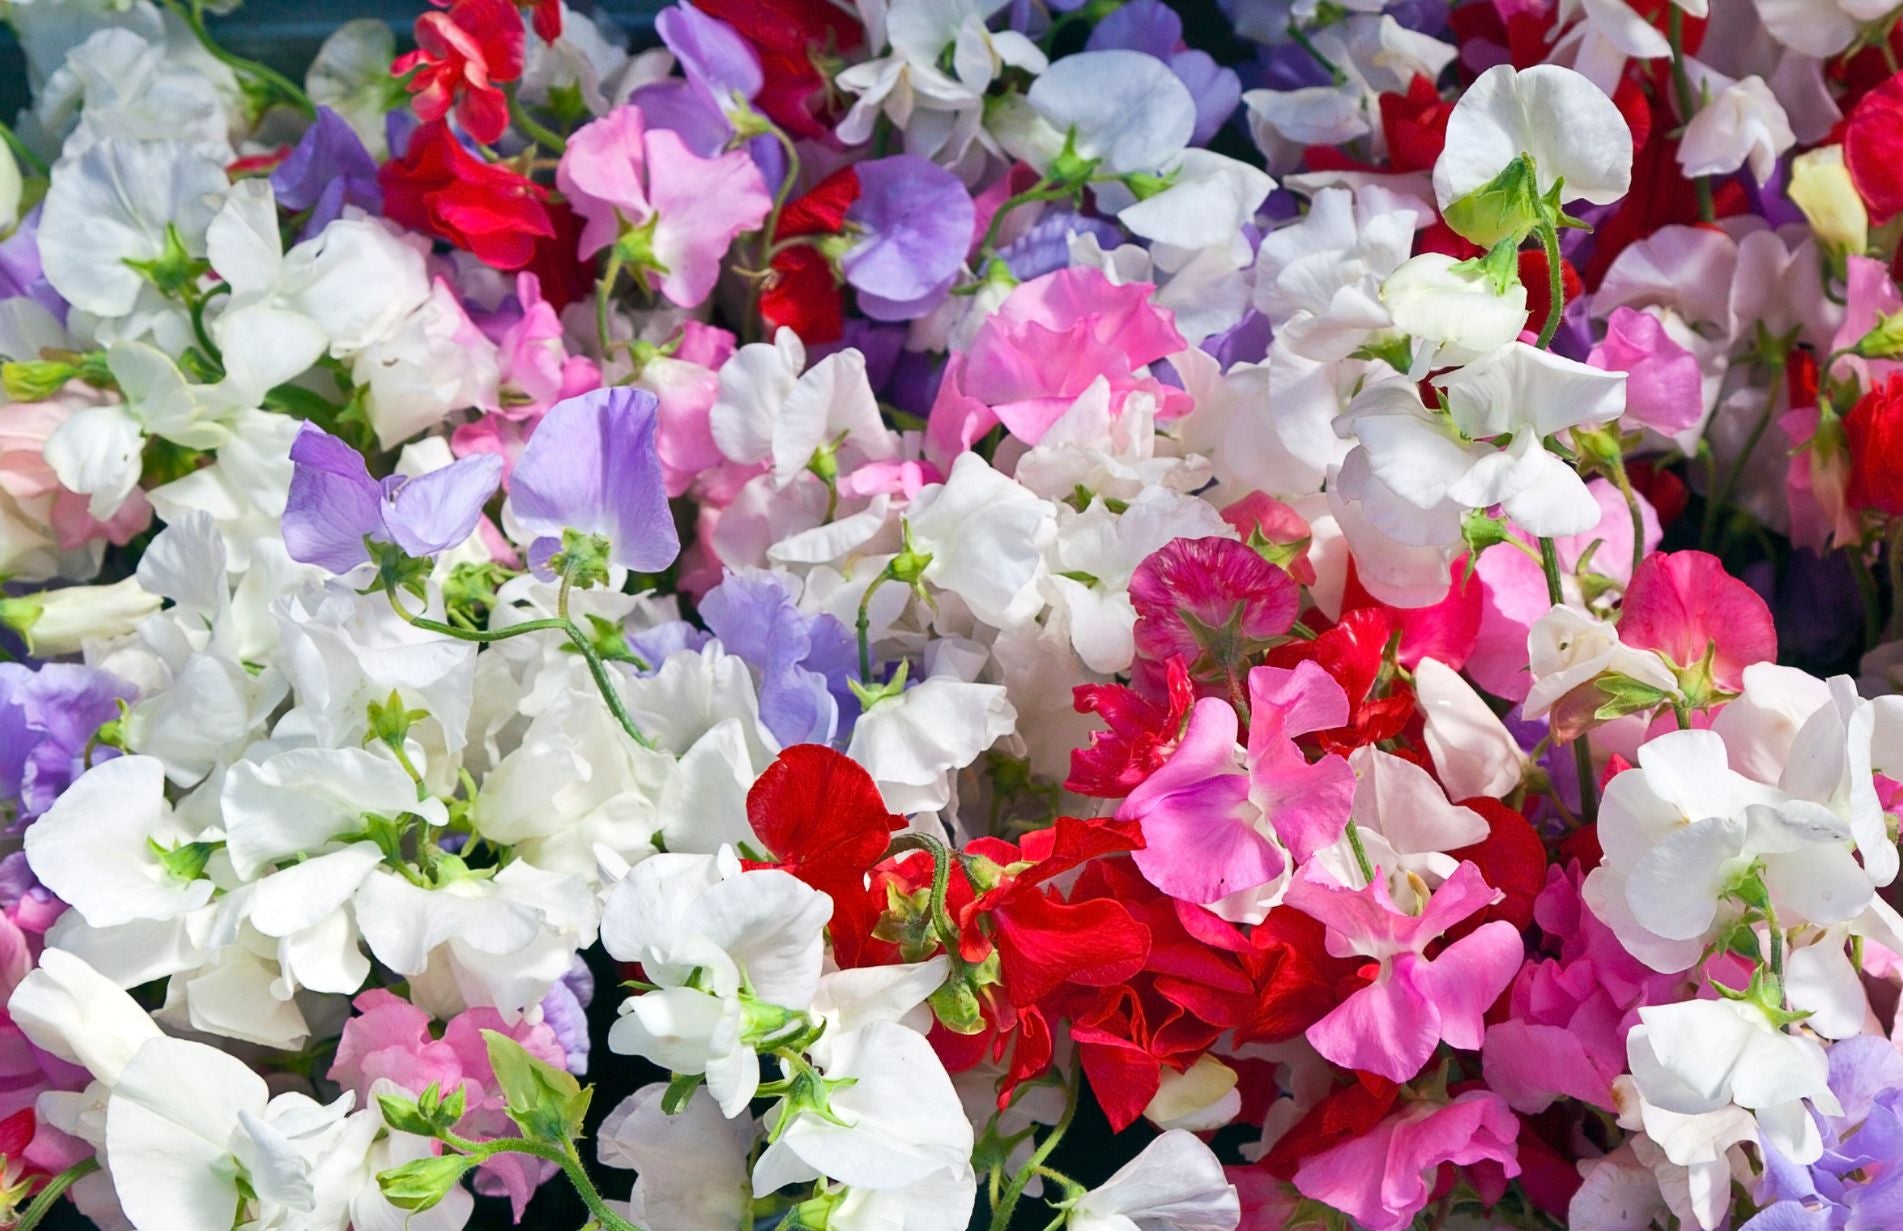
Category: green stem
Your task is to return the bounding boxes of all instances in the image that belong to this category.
[164,0,315,117]
[1701,356,1787,551]
[1535,220,1566,349]
[855,567,896,684]
[13,1157,100,1231]
[888,831,962,951]
[0,121,48,177]
[450,1136,642,1231]
[1539,535,1599,824]
[392,597,655,750]
[744,125,802,341]
[989,1056,1082,1231]
[980,179,1072,256]
[1343,818,1376,887]
[1606,453,1648,581]
[595,246,625,361]
[508,94,568,153]
[1854,542,1884,652]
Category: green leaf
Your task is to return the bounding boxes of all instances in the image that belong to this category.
[376,1092,439,1138]
[376,1154,475,1212]
[481,1030,591,1143]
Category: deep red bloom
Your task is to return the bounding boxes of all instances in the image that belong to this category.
[1847,72,1903,222]
[1235,906,1369,1046]
[759,166,861,343]
[1339,561,1481,671]
[1846,374,1903,517]
[1128,536,1299,674]
[379,121,555,269]
[1380,75,1452,173]
[1619,549,1777,690]
[1066,656,1195,798]
[695,0,864,138]
[747,743,904,967]
[393,0,525,146]
[1266,607,1416,755]
[525,0,562,41]
[0,1109,39,1177]
[1444,798,1547,936]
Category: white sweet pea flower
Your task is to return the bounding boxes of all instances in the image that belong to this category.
[1020,49,1194,175]
[1317,745,1489,899]
[306,19,402,156]
[220,745,447,879]
[1604,1082,1757,1231]
[1708,662,1833,785]
[905,452,1057,629]
[1548,0,1702,93]
[8,948,164,1085]
[620,641,779,763]
[1415,656,1529,801]
[350,279,499,450]
[1522,604,1681,722]
[600,853,833,1116]
[106,1036,377,1231]
[1677,68,1795,185]
[1626,996,1839,1164]
[1380,253,1530,375]
[599,1084,755,1231]
[709,332,899,486]
[845,640,1017,815]
[38,137,227,330]
[25,754,214,928]
[27,27,234,161]
[1106,149,1276,251]
[1432,64,1633,220]
[1754,0,1900,56]
[1068,1130,1240,1231]
[1766,674,1903,890]
[753,1019,975,1207]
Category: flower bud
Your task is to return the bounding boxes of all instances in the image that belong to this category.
[0,577,161,655]
[1789,145,1868,258]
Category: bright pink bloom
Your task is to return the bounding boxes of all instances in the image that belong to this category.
[491,272,600,417]
[925,267,1191,461]
[1128,536,1299,679]
[1588,306,1704,436]
[329,989,568,1218]
[1618,549,1775,691]
[1289,862,1522,1083]
[636,321,736,497]
[1245,662,1357,861]
[1292,1090,1521,1231]
[555,105,772,308]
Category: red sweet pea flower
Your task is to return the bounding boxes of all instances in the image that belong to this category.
[759,166,861,343]
[1266,607,1416,755]
[1618,549,1777,692]
[1235,906,1370,1046]
[379,121,555,269]
[1379,75,1452,173]
[1444,798,1547,935]
[1066,655,1195,798]
[747,743,905,968]
[695,0,864,138]
[1260,1072,1401,1179]
[393,0,525,146]
[1846,72,1903,222]
[1846,373,1903,517]
[523,0,562,42]
[1128,537,1299,686]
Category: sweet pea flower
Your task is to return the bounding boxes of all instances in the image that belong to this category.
[511,387,682,575]
[281,423,503,574]
[1619,550,1779,696]
[0,661,135,823]
[598,1083,754,1231]
[1289,861,1524,1083]
[393,0,525,146]
[1292,1090,1521,1231]
[1433,64,1634,230]
[1587,306,1706,437]
[1677,69,1796,186]
[842,155,975,321]
[556,104,771,308]
[1067,1130,1240,1231]
[270,106,383,239]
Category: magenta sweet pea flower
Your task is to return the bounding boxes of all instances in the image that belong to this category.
[1619,549,1778,691]
[1289,861,1524,1083]
[1128,536,1299,673]
[555,104,772,308]
[1587,306,1704,436]
[511,387,681,574]
[281,424,503,573]
[1292,1090,1521,1231]
[842,155,975,322]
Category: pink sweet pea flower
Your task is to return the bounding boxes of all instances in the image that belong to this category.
[1292,1090,1521,1231]
[636,320,737,497]
[556,105,772,308]
[491,272,600,417]
[1289,861,1523,1083]
[925,267,1192,462]
[1618,549,1776,692]
[1588,306,1704,437]
[1246,661,1357,861]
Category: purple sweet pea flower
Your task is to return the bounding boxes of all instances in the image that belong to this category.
[843,155,976,322]
[699,569,858,745]
[540,958,595,1075]
[999,209,1124,282]
[511,388,682,575]
[1743,1037,1903,1231]
[271,107,383,240]
[0,208,66,321]
[0,661,135,825]
[658,4,762,118]
[282,424,504,573]
[628,620,712,671]
[1087,0,1240,143]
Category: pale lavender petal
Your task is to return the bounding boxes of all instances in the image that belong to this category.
[1086,0,1182,57]
[386,453,504,559]
[843,155,975,309]
[658,4,762,109]
[512,388,681,573]
[282,424,382,572]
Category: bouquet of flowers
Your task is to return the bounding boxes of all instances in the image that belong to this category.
[3,0,1903,1226]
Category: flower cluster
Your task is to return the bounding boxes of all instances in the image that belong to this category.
[3,0,1903,1228]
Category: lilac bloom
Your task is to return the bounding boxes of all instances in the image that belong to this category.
[271,107,383,239]
[999,209,1124,282]
[282,424,504,573]
[628,620,712,671]
[1744,1037,1903,1231]
[0,208,66,320]
[511,388,681,575]
[1088,0,1240,143]
[699,569,858,746]
[843,155,976,322]
[540,959,595,1075]
[658,4,763,119]
[0,662,134,824]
